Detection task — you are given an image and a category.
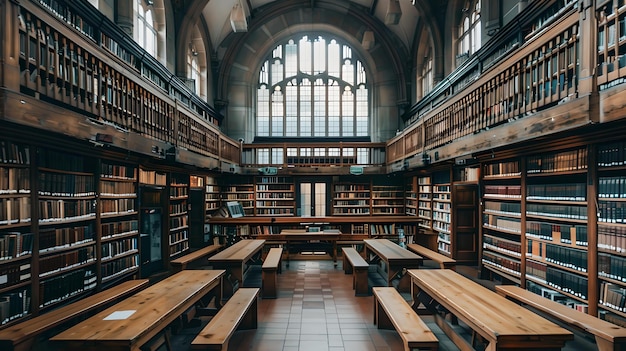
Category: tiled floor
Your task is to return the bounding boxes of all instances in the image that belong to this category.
[169,259,598,351]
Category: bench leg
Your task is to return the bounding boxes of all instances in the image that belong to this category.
[595,336,618,351]
[374,297,394,330]
[343,256,353,274]
[354,268,369,296]
[239,297,258,330]
[262,269,278,299]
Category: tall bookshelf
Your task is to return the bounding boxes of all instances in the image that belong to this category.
[203,176,221,219]
[371,185,404,215]
[168,174,189,258]
[222,178,254,216]
[404,176,417,216]
[0,139,32,326]
[481,159,523,283]
[525,148,589,311]
[597,141,626,325]
[36,148,97,310]
[432,172,452,255]
[98,161,139,285]
[333,182,371,215]
[255,176,295,216]
[417,176,433,231]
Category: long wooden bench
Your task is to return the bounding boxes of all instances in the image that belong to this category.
[407,243,456,270]
[372,287,438,351]
[191,287,259,351]
[262,247,283,298]
[342,247,370,296]
[0,279,149,351]
[496,285,626,351]
[171,244,222,272]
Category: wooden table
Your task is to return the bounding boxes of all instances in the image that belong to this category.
[409,269,574,351]
[256,229,344,266]
[208,239,265,298]
[364,239,423,291]
[50,270,225,351]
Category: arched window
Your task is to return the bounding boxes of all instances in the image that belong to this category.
[457,0,481,57]
[188,50,201,95]
[257,35,369,137]
[421,47,433,96]
[135,0,157,58]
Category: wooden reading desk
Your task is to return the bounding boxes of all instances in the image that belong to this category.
[50,270,225,351]
[208,239,265,298]
[363,239,423,291]
[409,269,574,351]
[255,229,343,266]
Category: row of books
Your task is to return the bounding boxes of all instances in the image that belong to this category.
[544,244,588,272]
[526,259,547,280]
[483,160,520,177]
[483,214,522,233]
[598,224,626,253]
[526,282,589,313]
[101,163,136,179]
[169,216,188,230]
[39,246,95,276]
[138,170,166,185]
[526,221,588,246]
[527,183,586,201]
[482,251,521,276]
[372,207,404,214]
[257,192,295,199]
[169,202,187,215]
[39,268,96,308]
[100,198,135,215]
[102,237,138,259]
[39,225,94,251]
[0,197,30,225]
[527,148,588,174]
[100,180,135,196]
[169,186,189,198]
[101,220,138,239]
[256,184,293,192]
[256,200,294,207]
[38,149,86,172]
[38,172,95,197]
[546,266,588,299]
[483,235,522,256]
[526,203,587,220]
[334,192,370,199]
[598,176,626,198]
[170,241,190,256]
[599,253,626,283]
[0,167,30,194]
[0,289,29,326]
[598,141,626,167]
[0,260,30,289]
[0,232,33,260]
[257,208,295,215]
[38,199,95,222]
[0,141,29,165]
[484,201,521,215]
[601,312,626,328]
[256,176,292,184]
[600,282,626,313]
[335,184,369,192]
[101,254,139,279]
[169,230,188,245]
[483,185,522,198]
[598,201,626,223]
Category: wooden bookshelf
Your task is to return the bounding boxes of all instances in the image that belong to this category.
[0,139,32,327]
[255,176,295,216]
[222,178,254,216]
[417,176,433,231]
[481,159,523,283]
[36,148,97,311]
[98,161,139,284]
[203,176,221,219]
[333,182,371,215]
[371,185,404,215]
[168,174,189,258]
[404,176,417,216]
[596,141,626,325]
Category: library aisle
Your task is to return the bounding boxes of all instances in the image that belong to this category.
[167,260,597,351]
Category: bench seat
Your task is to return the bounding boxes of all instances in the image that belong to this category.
[171,244,222,272]
[373,287,438,351]
[407,243,456,269]
[496,285,626,351]
[342,247,370,296]
[0,279,149,351]
[191,288,259,351]
[262,247,283,298]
